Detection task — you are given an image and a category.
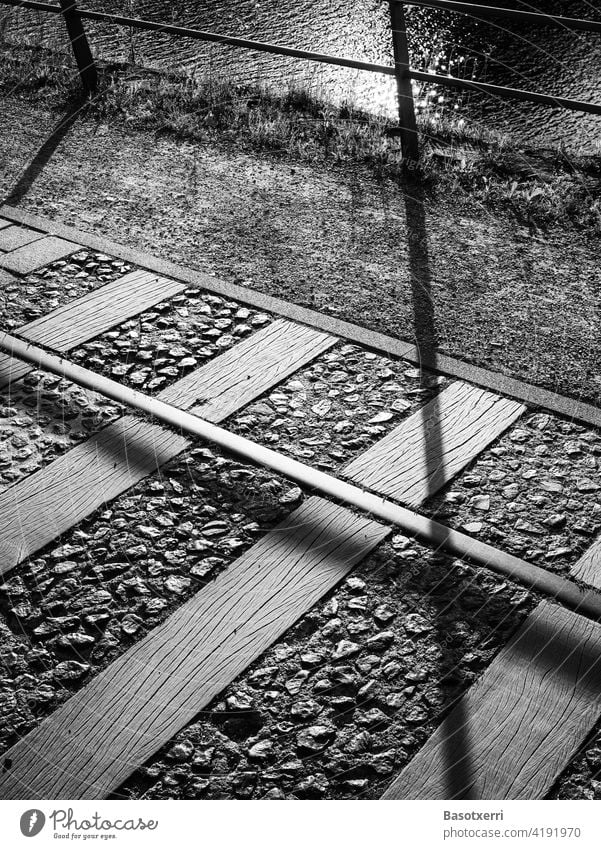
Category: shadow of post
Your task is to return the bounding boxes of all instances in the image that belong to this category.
[3,99,84,207]
[401,170,476,798]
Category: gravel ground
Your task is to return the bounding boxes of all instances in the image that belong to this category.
[427,411,601,573]
[1,96,601,406]
[226,346,446,470]
[70,294,271,396]
[0,372,120,490]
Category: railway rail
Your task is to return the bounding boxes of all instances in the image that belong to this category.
[0,211,601,800]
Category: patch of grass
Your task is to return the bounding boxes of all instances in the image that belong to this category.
[435,144,601,233]
[0,40,79,98]
[1,39,601,234]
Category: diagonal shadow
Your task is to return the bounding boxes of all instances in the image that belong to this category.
[419,603,601,800]
[401,169,475,798]
[2,99,84,207]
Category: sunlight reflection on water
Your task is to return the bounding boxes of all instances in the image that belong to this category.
[2,0,601,150]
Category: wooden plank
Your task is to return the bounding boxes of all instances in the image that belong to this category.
[571,541,601,589]
[0,419,187,571]
[0,225,44,252]
[382,601,601,799]
[0,498,388,799]
[0,236,80,275]
[344,381,525,506]
[0,320,335,574]
[162,319,334,419]
[0,269,186,389]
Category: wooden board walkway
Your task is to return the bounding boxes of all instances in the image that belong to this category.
[1,214,600,800]
[0,269,187,389]
[381,600,601,799]
[0,211,601,798]
[0,375,525,797]
[345,381,525,507]
[0,320,335,574]
[0,499,387,799]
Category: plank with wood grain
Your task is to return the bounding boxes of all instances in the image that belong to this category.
[344,381,525,506]
[0,269,186,389]
[381,600,601,799]
[570,540,601,589]
[0,319,335,574]
[0,235,80,274]
[0,498,388,799]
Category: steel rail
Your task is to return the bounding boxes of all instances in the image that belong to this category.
[391,0,601,34]
[0,0,398,77]
[2,329,601,624]
[408,68,601,115]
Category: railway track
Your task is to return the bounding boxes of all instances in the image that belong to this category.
[1,210,601,801]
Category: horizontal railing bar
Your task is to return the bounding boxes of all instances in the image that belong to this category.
[392,0,601,34]
[0,0,398,76]
[2,1,600,117]
[409,69,601,115]
[1,0,60,11]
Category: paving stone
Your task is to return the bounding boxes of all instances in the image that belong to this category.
[0,236,80,274]
[0,225,44,253]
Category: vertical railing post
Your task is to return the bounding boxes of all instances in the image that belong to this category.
[388,1,419,165]
[58,0,98,94]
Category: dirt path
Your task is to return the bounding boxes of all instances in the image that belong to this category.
[1,95,600,407]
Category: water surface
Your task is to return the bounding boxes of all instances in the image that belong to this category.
[2,0,601,150]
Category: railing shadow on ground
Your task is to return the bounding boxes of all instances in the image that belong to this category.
[2,99,83,207]
[401,170,475,798]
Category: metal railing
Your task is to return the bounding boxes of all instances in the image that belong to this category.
[2,0,601,162]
